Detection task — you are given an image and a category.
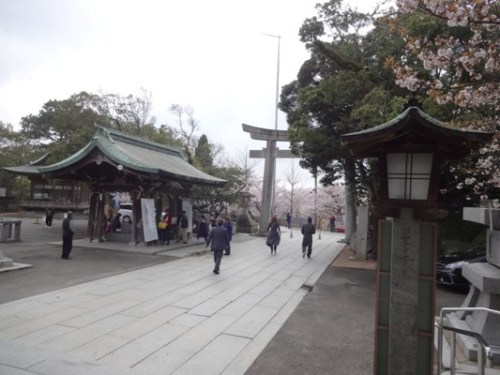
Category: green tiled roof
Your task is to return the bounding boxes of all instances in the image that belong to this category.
[2,153,50,176]
[38,127,226,186]
[342,106,493,159]
[344,106,490,138]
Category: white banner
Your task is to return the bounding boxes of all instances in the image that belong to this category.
[181,198,192,233]
[141,198,158,242]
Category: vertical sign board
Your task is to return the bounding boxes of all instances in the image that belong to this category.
[375,218,437,374]
[141,198,158,243]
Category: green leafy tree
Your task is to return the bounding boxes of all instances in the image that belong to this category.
[191,134,250,219]
[281,0,411,237]
[0,121,37,200]
[20,92,105,163]
[194,134,214,169]
[20,91,182,164]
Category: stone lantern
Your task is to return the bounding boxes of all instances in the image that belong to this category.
[342,102,492,375]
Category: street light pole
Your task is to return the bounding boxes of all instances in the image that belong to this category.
[261,33,281,215]
[290,180,294,238]
[314,172,318,232]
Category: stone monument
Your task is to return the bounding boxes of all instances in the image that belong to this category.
[236,192,258,234]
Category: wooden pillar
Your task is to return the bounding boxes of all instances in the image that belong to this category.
[130,191,140,245]
[96,193,106,242]
[87,192,98,240]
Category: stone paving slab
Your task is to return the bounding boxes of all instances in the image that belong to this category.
[0,231,344,374]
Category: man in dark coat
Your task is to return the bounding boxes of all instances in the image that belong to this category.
[206,219,229,274]
[61,211,75,259]
[45,207,55,228]
[223,217,233,255]
[301,216,316,258]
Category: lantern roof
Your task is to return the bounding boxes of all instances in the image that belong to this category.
[342,106,493,159]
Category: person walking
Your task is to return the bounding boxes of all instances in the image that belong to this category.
[164,209,173,245]
[223,217,233,255]
[301,216,316,258]
[110,212,122,232]
[266,215,281,255]
[61,211,75,259]
[206,219,229,274]
[286,212,291,229]
[45,207,55,228]
[196,215,209,243]
[178,210,189,243]
[158,209,173,245]
[329,215,336,232]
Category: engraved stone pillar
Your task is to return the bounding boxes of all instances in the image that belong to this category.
[388,208,419,374]
[376,209,436,374]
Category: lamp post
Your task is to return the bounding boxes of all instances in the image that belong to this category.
[314,172,318,234]
[342,102,493,375]
[261,32,281,215]
[290,184,294,238]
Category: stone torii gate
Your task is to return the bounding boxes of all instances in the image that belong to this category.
[242,123,296,236]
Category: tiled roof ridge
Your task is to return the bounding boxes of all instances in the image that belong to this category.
[28,152,50,166]
[95,125,184,158]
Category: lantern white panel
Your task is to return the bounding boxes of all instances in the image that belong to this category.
[387,153,433,200]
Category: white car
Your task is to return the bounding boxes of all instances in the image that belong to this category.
[118,203,133,223]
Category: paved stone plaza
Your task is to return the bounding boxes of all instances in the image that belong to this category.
[0,218,345,375]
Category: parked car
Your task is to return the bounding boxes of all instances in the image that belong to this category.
[118,203,133,224]
[436,246,487,291]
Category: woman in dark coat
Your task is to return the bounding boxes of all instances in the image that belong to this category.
[266,215,281,255]
[197,215,209,242]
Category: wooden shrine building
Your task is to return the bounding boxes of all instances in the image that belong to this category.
[4,127,226,244]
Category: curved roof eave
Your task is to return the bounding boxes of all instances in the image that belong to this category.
[3,165,41,176]
[37,132,226,186]
[343,107,492,142]
[342,106,494,158]
[38,138,100,173]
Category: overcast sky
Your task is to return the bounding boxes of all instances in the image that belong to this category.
[0,0,385,188]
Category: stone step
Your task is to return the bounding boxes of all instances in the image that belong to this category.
[440,365,500,375]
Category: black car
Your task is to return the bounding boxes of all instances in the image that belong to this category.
[436,246,487,291]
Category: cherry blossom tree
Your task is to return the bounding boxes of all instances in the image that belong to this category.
[391,0,500,203]
[393,0,499,111]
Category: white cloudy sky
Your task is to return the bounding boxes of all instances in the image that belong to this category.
[0,0,385,188]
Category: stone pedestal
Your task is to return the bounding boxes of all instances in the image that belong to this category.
[450,207,500,363]
[0,251,14,268]
[0,219,22,242]
[0,250,32,273]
